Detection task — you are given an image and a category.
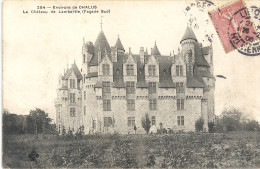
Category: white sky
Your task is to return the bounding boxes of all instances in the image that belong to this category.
[3,0,260,121]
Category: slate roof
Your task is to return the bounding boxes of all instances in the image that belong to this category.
[202,46,210,55]
[113,52,125,87]
[63,63,83,80]
[199,69,215,79]
[180,26,197,43]
[158,56,175,88]
[85,42,94,55]
[86,72,98,78]
[194,42,210,67]
[152,42,161,56]
[115,36,125,51]
[89,30,111,66]
[186,65,206,88]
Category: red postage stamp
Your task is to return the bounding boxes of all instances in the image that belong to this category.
[209,0,259,53]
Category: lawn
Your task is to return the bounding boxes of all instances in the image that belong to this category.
[2,132,260,168]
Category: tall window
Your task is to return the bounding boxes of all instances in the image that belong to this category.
[126,82,135,94]
[70,79,76,88]
[104,117,113,127]
[126,64,134,76]
[127,117,135,127]
[152,116,156,125]
[70,93,75,103]
[84,91,86,100]
[83,54,86,63]
[149,99,157,110]
[127,99,135,110]
[70,107,76,117]
[92,120,96,129]
[177,99,184,110]
[102,82,111,94]
[176,65,183,76]
[103,99,111,111]
[148,65,156,76]
[177,116,184,126]
[149,82,156,94]
[176,82,184,93]
[84,106,86,115]
[102,64,110,75]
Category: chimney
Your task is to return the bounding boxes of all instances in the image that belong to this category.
[140,47,144,63]
[129,47,132,55]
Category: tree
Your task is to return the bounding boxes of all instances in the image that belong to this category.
[195,117,204,132]
[26,108,52,134]
[142,113,151,134]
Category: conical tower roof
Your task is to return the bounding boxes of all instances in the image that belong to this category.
[152,42,161,56]
[115,36,125,51]
[94,30,111,53]
[180,26,197,43]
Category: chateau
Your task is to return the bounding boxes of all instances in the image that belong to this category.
[55,25,215,134]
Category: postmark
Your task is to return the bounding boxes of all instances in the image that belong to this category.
[209,0,259,54]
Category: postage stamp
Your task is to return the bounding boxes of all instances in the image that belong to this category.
[209,0,259,53]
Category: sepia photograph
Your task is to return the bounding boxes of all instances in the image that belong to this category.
[2,0,260,168]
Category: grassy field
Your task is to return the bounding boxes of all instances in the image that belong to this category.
[3,132,260,168]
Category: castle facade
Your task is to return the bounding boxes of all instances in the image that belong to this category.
[55,25,215,134]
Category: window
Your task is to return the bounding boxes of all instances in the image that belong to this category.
[148,65,156,76]
[152,116,156,125]
[102,82,111,94]
[104,117,113,127]
[187,65,192,76]
[84,106,86,115]
[176,65,183,76]
[177,116,184,126]
[103,99,111,111]
[83,54,86,63]
[70,93,76,103]
[70,79,76,88]
[102,64,110,75]
[84,91,86,100]
[92,120,96,129]
[126,64,134,75]
[126,82,135,94]
[128,117,135,127]
[177,99,184,110]
[70,107,76,117]
[149,99,157,110]
[176,82,184,93]
[149,82,156,94]
[127,99,135,110]
[83,74,85,83]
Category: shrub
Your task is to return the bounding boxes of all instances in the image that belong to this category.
[142,113,151,134]
[208,122,215,133]
[195,118,204,132]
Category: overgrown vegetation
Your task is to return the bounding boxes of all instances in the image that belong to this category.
[3,132,260,168]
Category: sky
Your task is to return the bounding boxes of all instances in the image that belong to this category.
[3,0,260,122]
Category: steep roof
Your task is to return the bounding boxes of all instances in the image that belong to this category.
[86,72,98,78]
[194,42,210,67]
[63,63,82,80]
[113,52,125,87]
[202,46,210,55]
[136,55,148,88]
[152,42,161,56]
[115,36,125,51]
[89,30,111,66]
[180,26,197,43]
[186,65,206,88]
[158,56,175,88]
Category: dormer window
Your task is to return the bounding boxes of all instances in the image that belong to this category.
[70,79,76,89]
[102,64,110,75]
[126,64,134,76]
[176,65,183,76]
[148,65,156,76]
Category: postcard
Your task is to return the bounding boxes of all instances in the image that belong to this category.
[2,0,260,168]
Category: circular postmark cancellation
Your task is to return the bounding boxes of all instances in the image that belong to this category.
[227,7,260,56]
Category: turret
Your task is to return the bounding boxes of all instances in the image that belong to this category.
[180,26,197,76]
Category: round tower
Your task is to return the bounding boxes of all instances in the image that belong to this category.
[180,26,197,76]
